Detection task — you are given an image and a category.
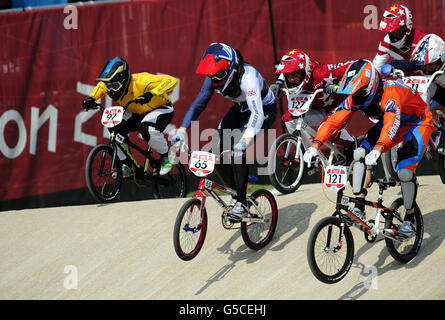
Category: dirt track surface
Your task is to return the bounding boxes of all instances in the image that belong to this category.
[1,175,444,300]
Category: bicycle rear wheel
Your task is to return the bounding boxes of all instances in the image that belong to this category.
[267,133,306,194]
[307,216,354,284]
[385,198,423,263]
[155,162,187,199]
[241,189,278,250]
[173,198,208,261]
[85,144,122,203]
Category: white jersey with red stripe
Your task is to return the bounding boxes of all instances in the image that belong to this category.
[373,28,426,70]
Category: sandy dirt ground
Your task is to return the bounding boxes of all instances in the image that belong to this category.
[1,175,444,300]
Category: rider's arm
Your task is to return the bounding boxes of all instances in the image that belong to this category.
[311,104,353,148]
[373,49,390,71]
[374,92,402,153]
[89,81,108,100]
[180,77,214,129]
[143,73,178,96]
[240,75,265,142]
[389,59,421,73]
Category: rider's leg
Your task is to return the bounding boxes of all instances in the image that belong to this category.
[351,123,384,213]
[396,121,433,215]
[283,111,297,134]
[110,111,141,176]
[139,106,174,174]
[393,119,433,237]
[139,106,174,156]
[397,168,417,215]
[212,104,245,195]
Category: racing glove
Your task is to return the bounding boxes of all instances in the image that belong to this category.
[270,81,284,98]
[135,92,154,105]
[365,149,381,166]
[172,130,186,147]
[380,64,394,76]
[323,84,339,94]
[232,140,247,158]
[303,147,318,167]
[82,97,96,111]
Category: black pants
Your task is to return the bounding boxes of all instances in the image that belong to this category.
[211,102,277,204]
[109,105,174,162]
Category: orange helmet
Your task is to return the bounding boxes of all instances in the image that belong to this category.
[337,59,380,110]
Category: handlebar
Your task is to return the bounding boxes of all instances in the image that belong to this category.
[171,142,234,158]
[88,99,137,112]
[392,68,445,88]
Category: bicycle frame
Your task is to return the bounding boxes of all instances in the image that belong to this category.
[283,88,346,169]
[332,185,402,241]
[191,177,266,224]
[320,157,405,244]
[110,131,155,174]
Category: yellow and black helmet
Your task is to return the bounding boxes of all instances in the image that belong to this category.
[96,57,130,100]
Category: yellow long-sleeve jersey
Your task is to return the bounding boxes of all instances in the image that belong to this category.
[89,72,178,114]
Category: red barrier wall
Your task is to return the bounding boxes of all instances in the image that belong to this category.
[0,0,444,203]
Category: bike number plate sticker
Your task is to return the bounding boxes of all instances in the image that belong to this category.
[101,106,124,127]
[288,92,311,116]
[324,165,347,191]
[189,151,216,177]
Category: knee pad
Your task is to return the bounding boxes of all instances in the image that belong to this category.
[397,168,417,210]
[353,147,366,161]
[352,148,366,195]
[397,168,414,182]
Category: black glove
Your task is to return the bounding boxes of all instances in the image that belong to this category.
[269,82,284,98]
[323,84,339,94]
[82,97,96,111]
[135,92,154,105]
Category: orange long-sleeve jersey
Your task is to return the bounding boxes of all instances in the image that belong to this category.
[89,72,177,114]
[313,80,433,153]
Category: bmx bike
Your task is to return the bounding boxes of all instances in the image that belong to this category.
[173,146,278,261]
[85,101,187,203]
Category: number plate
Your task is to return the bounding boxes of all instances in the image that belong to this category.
[189,151,216,177]
[288,92,311,116]
[101,106,124,128]
[403,76,429,95]
[324,165,347,191]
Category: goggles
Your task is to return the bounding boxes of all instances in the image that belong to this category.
[208,69,229,82]
[105,81,123,92]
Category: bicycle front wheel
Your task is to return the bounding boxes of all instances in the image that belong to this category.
[385,198,424,263]
[267,133,306,194]
[173,198,208,261]
[307,216,354,284]
[85,144,122,203]
[241,189,278,250]
[155,162,187,199]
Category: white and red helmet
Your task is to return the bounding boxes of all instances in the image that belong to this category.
[379,3,413,45]
[410,34,445,71]
[275,49,312,94]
